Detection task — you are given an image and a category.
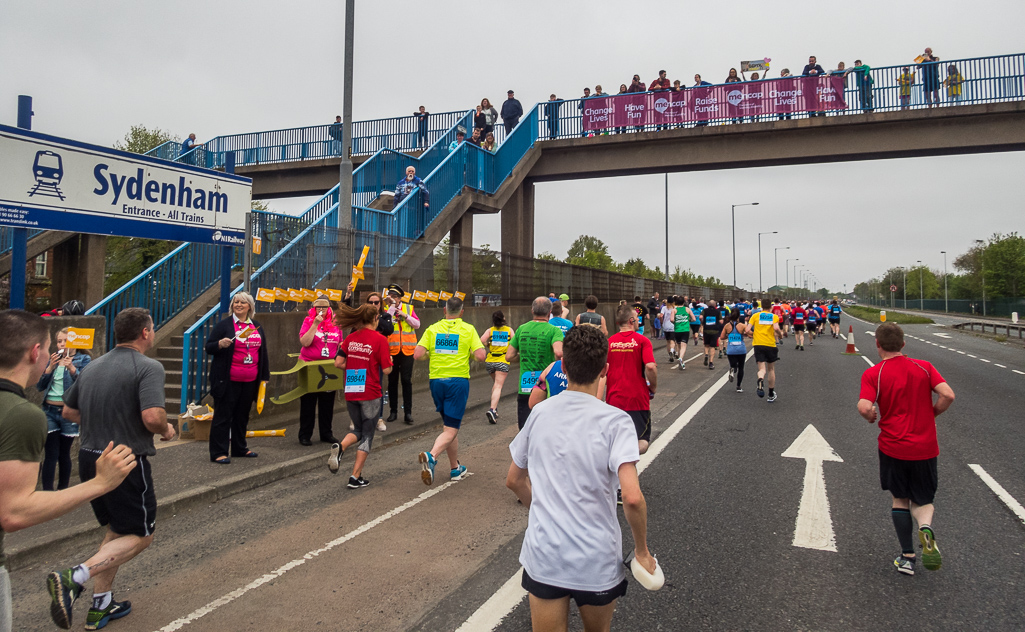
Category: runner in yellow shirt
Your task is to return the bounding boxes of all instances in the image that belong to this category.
[746,300,783,402]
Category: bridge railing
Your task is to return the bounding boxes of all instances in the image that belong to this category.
[538,52,1025,138]
[84,241,225,348]
[143,140,181,162]
[0,227,44,258]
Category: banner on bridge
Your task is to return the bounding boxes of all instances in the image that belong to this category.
[0,124,251,244]
[581,76,847,131]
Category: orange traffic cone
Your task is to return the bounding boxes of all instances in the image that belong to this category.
[844,325,857,354]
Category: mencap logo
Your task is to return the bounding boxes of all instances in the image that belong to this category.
[654,98,670,114]
[727,90,745,106]
[67,330,78,341]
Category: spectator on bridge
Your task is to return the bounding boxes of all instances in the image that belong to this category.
[468,127,483,147]
[36,328,91,491]
[545,95,562,140]
[394,166,429,209]
[482,132,497,153]
[944,65,965,103]
[615,84,629,134]
[898,66,916,110]
[627,74,646,93]
[725,68,743,123]
[802,56,827,117]
[414,106,430,149]
[473,104,487,138]
[501,90,523,135]
[480,98,499,140]
[650,70,671,92]
[777,69,793,120]
[578,87,592,136]
[594,85,607,97]
[918,48,941,108]
[449,129,466,152]
[297,296,341,447]
[847,60,875,112]
[181,133,201,165]
[693,75,713,126]
[206,293,268,464]
[329,115,344,155]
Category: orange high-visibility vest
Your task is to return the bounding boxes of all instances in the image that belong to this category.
[388,303,417,356]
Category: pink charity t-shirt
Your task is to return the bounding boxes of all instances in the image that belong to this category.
[230,319,262,382]
[299,308,343,362]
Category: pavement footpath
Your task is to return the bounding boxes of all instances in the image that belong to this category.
[7,335,675,572]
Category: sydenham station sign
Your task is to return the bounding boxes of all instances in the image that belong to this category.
[0,124,250,245]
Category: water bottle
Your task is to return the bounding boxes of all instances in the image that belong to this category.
[647,380,654,400]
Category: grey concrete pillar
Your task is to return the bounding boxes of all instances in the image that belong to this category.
[52,234,107,309]
[450,213,473,296]
[501,179,534,258]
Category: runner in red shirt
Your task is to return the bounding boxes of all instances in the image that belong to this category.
[857,323,955,577]
[771,300,787,339]
[328,304,393,488]
[605,305,657,455]
[791,303,807,350]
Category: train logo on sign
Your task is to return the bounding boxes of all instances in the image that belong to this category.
[28,150,66,201]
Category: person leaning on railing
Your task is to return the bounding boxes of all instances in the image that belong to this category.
[394,166,429,209]
[414,106,430,149]
[205,292,269,464]
[898,67,916,110]
[944,65,964,104]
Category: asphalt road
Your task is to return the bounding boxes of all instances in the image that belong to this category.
[9,324,1025,631]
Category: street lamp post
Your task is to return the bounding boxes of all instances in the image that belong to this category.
[731,202,759,288]
[787,258,798,297]
[901,267,906,307]
[917,260,923,311]
[775,246,789,289]
[941,250,948,313]
[975,239,986,316]
[758,231,777,293]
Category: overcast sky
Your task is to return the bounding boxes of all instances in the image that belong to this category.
[3,0,1024,294]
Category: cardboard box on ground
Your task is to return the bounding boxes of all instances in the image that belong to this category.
[179,404,213,440]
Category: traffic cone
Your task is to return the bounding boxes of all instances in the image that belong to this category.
[844,325,857,354]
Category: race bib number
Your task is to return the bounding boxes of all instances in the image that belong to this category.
[519,370,541,395]
[345,369,367,393]
[759,312,775,324]
[705,316,716,326]
[435,333,459,354]
[491,330,509,345]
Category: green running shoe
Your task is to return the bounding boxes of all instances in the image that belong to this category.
[919,527,942,570]
[46,568,83,630]
[85,599,132,630]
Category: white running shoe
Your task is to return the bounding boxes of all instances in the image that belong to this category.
[376,419,387,432]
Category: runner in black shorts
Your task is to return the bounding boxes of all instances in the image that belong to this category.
[700,300,722,370]
[626,410,651,445]
[78,450,156,538]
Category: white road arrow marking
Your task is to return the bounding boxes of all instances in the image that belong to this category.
[782,425,843,552]
[932,333,952,339]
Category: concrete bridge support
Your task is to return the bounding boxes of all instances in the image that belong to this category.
[500,179,536,304]
[449,213,473,297]
[51,234,106,309]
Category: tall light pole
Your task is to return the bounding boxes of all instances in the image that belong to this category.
[901,266,906,307]
[975,239,986,316]
[793,263,803,297]
[916,260,923,311]
[941,250,948,313]
[757,231,777,293]
[731,202,759,288]
[774,246,789,289]
[787,258,798,296]
[337,0,355,230]
[665,174,669,281]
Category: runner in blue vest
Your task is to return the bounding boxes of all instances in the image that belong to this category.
[828,300,843,338]
[721,308,749,392]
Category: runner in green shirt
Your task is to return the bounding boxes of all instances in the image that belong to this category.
[414,297,486,485]
[506,297,565,430]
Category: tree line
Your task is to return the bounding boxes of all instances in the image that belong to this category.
[852,233,1025,301]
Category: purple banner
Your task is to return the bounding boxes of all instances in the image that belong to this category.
[581,76,848,130]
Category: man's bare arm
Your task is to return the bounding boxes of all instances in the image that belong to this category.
[142,407,175,441]
[505,462,531,507]
[618,462,655,573]
[857,398,878,423]
[933,382,955,417]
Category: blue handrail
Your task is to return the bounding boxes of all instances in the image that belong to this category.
[0,227,44,258]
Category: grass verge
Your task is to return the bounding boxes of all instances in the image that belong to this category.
[846,305,934,325]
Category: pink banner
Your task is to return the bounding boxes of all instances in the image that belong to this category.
[581,76,847,131]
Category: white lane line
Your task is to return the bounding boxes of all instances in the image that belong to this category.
[682,352,704,365]
[939,345,947,349]
[958,351,966,355]
[968,354,978,358]
[995,364,1007,368]
[969,465,1025,527]
[864,331,875,337]
[862,355,874,367]
[839,334,846,341]
[980,359,991,363]
[157,475,472,631]
[1014,370,1025,375]
[457,351,752,631]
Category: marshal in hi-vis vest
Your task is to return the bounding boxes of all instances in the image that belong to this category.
[388,302,417,356]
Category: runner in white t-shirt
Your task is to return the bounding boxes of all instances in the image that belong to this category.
[507,325,656,631]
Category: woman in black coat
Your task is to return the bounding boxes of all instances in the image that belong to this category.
[205,292,270,464]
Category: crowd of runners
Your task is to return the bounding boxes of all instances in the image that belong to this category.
[0,288,959,632]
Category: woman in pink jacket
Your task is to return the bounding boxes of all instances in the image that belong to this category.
[298,295,343,446]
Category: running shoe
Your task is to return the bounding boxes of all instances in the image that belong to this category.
[736,388,743,393]
[703,356,708,366]
[376,419,387,432]
[767,392,777,403]
[46,568,82,630]
[796,344,800,350]
[419,451,436,485]
[328,443,343,473]
[919,527,942,570]
[451,463,468,480]
[679,359,686,370]
[894,554,915,576]
[728,368,735,382]
[85,599,131,630]
[708,362,714,370]
[347,476,369,489]
[756,378,765,398]
[486,409,497,425]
